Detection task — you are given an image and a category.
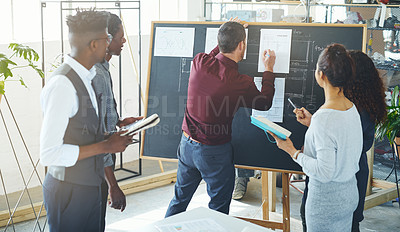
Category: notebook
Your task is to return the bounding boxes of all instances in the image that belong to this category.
[120,113,160,136]
[251,116,291,140]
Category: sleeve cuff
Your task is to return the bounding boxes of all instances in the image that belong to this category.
[103,153,114,167]
[293,152,304,165]
[63,145,80,167]
[261,71,276,90]
[262,71,275,81]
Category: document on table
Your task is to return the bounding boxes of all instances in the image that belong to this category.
[252,77,285,122]
[205,27,248,59]
[155,218,229,232]
[241,226,270,232]
[258,29,292,73]
[154,27,195,57]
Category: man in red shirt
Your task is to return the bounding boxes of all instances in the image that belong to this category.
[165,19,276,217]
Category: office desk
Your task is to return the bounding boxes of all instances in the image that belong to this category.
[137,207,274,232]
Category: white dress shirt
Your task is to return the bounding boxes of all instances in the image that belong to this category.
[294,105,362,183]
[40,55,98,167]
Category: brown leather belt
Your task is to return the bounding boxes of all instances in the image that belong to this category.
[183,131,202,144]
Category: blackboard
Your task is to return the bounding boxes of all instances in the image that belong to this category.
[141,22,366,173]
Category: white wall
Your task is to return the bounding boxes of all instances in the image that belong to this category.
[0,0,204,195]
[0,34,149,194]
[0,43,44,195]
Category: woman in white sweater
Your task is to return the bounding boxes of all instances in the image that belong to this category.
[268,44,363,232]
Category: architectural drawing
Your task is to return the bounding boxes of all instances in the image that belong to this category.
[154,27,195,57]
[258,29,292,73]
[252,77,286,122]
[178,57,192,92]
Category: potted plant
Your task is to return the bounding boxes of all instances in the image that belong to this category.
[0,43,44,102]
[376,85,400,156]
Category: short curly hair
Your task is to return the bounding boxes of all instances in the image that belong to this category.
[107,13,122,37]
[66,9,109,34]
[345,51,387,124]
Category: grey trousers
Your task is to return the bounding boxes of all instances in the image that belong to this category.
[306,177,358,232]
[43,174,102,232]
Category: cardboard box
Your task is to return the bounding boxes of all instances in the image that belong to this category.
[256,8,284,22]
[226,10,257,22]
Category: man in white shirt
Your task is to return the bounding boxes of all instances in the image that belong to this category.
[40,10,134,232]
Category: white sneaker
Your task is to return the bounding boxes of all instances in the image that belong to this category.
[254,170,262,179]
[232,177,248,200]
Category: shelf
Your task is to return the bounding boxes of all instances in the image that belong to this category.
[375,63,400,71]
[205,1,400,8]
[368,27,400,31]
[311,3,400,8]
[205,1,303,6]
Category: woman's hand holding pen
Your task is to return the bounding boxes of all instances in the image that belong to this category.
[294,107,312,127]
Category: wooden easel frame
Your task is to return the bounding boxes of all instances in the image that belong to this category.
[235,165,303,232]
[365,146,400,209]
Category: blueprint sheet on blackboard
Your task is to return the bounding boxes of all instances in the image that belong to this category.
[252,77,285,122]
[154,27,195,57]
[258,29,292,73]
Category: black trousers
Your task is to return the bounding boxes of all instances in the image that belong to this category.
[43,174,102,232]
[100,153,116,231]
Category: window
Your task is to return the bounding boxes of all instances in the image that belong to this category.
[0,0,198,44]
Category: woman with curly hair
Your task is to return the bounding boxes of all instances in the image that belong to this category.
[345,50,387,232]
[295,50,387,232]
[268,44,363,231]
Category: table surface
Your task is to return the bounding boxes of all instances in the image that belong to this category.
[137,207,274,232]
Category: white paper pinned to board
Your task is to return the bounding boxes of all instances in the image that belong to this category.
[154,27,195,57]
[258,29,292,73]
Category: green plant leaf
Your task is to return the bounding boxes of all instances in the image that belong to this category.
[2,43,43,89]
[19,77,27,88]
[0,57,15,79]
[0,54,17,66]
[0,81,4,95]
[376,85,400,144]
[9,43,40,62]
[28,62,44,78]
[0,53,17,80]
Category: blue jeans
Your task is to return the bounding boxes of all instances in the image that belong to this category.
[165,134,235,217]
[236,168,254,178]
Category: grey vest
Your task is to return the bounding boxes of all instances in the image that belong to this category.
[48,63,105,186]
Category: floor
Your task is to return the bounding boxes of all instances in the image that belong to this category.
[3,157,400,232]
